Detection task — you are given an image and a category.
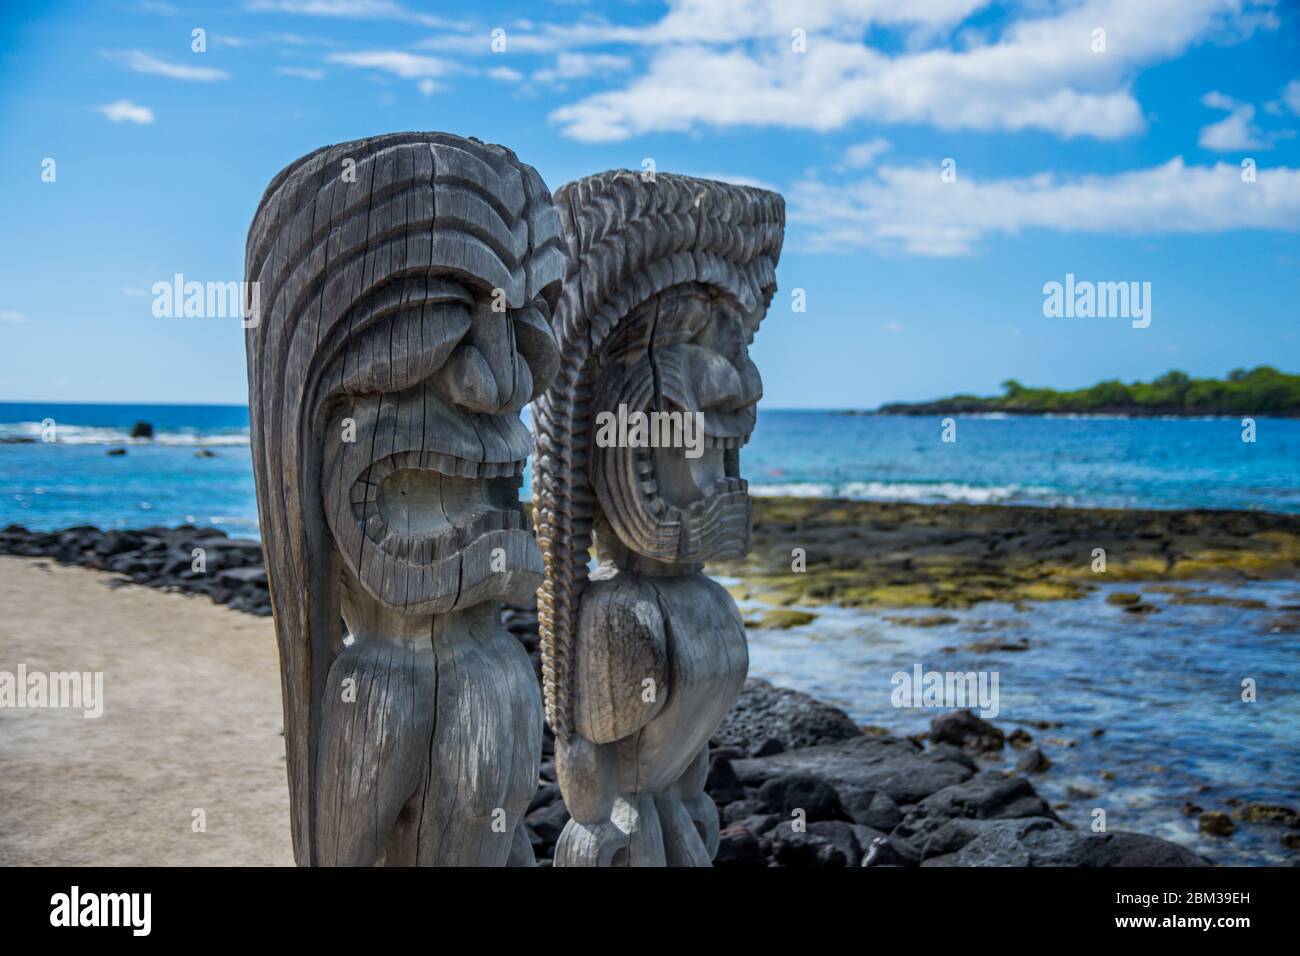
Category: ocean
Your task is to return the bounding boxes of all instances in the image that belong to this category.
[1,401,1297,862]
[732,577,1300,866]
[1,403,1297,533]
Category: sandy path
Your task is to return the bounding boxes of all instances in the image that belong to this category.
[0,556,293,865]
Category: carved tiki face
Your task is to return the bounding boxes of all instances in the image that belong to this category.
[590,282,765,564]
[308,136,563,615]
[246,133,563,858]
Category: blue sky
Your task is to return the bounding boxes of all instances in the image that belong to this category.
[0,0,1297,408]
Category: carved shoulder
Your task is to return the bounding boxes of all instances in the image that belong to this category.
[573,574,669,743]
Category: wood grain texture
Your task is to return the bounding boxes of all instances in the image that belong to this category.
[245,132,562,866]
[533,171,785,865]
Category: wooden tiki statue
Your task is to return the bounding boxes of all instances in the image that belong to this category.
[244,132,564,865]
[533,171,785,865]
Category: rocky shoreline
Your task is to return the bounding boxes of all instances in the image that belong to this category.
[716,497,1300,616]
[0,521,1228,867]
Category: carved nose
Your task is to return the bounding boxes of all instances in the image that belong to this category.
[437,309,534,415]
[734,357,763,409]
[683,345,762,413]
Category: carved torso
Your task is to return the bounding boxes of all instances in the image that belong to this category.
[578,571,748,793]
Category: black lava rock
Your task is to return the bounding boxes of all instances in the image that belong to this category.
[756,773,845,821]
[930,709,1006,753]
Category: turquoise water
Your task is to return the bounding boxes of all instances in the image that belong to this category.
[1,403,1297,533]
[0,403,258,535]
[734,578,1300,866]
[743,410,1300,512]
[1,401,1296,863]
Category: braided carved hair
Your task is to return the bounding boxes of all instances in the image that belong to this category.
[532,171,784,739]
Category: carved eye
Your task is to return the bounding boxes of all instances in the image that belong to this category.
[513,299,560,400]
[425,277,475,308]
[329,276,475,399]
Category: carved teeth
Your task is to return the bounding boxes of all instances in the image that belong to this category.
[360,451,527,483]
[350,449,532,562]
[431,531,451,562]
[362,505,532,563]
[702,434,749,449]
[709,476,748,494]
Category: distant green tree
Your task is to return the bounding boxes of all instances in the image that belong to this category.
[884,367,1300,416]
[1083,379,1132,408]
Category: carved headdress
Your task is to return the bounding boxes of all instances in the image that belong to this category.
[245,133,563,863]
[532,171,784,740]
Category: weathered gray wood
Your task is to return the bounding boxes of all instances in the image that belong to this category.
[534,171,785,865]
[245,132,563,866]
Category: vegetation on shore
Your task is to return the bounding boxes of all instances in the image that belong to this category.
[709,496,1300,614]
[875,366,1300,417]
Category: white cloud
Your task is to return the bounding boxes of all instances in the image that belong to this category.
[277,66,326,79]
[0,310,29,323]
[103,49,230,81]
[487,66,523,82]
[417,78,442,95]
[642,0,989,40]
[245,0,464,28]
[414,34,497,54]
[1201,112,1261,152]
[841,137,892,169]
[97,99,156,124]
[555,39,1137,142]
[1202,90,1236,111]
[270,32,338,46]
[326,50,454,79]
[1198,97,1266,151]
[791,158,1300,257]
[532,52,632,87]
[432,0,992,53]
[548,0,1276,142]
[1283,79,1300,116]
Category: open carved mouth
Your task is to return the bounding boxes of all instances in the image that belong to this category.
[351,451,530,563]
[645,428,750,514]
[323,397,544,611]
[591,398,755,564]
